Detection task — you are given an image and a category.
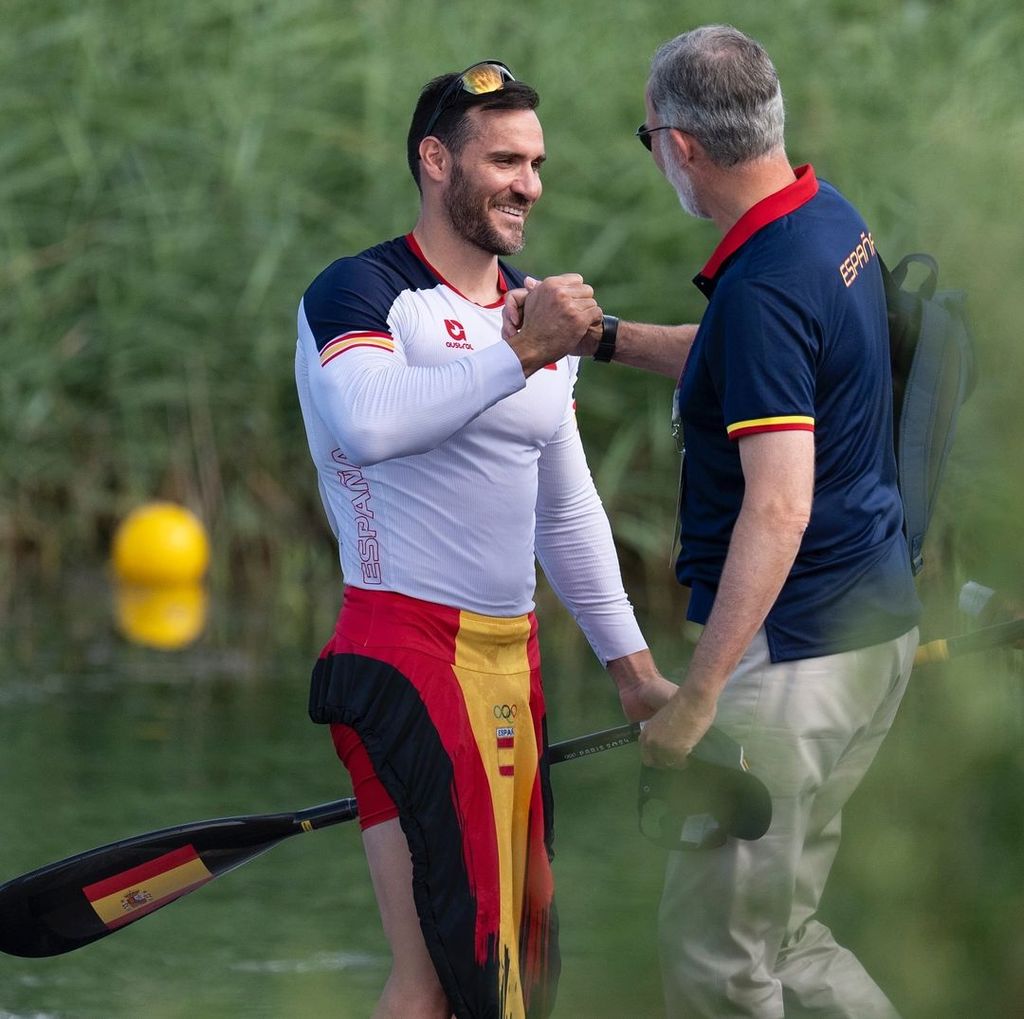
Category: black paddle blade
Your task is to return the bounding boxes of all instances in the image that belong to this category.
[0,800,357,958]
[638,726,772,851]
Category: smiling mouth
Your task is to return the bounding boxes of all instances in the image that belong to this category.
[493,203,529,221]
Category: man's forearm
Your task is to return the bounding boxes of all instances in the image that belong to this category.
[604,321,698,378]
[501,282,698,377]
[606,648,662,687]
[638,502,805,766]
[639,430,814,766]
[686,433,814,698]
[684,500,806,700]
[606,649,679,721]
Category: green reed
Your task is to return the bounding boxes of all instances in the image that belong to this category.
[2,0,1023,617]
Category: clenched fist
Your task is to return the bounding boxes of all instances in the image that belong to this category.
[505,274,602,376]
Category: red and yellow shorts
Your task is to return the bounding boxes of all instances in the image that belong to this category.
[309,586,558,1019]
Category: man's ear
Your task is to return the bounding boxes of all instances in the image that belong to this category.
[419,136,449,184]
[668,128,700,166]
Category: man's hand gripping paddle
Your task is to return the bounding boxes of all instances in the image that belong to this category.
[633,608,1024,854]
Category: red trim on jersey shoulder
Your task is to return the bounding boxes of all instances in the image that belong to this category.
[726,415,815,441]
[319,330,395,367]
[699,165,819,282]
[405,233,509,308]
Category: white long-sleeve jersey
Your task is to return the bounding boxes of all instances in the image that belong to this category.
[295,234,646,664]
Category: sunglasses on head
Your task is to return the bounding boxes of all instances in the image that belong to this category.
[421,61,516,141]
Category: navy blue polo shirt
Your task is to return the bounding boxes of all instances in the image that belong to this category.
[676,164,920,661]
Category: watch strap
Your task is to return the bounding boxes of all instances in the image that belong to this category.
[593,315,619,362]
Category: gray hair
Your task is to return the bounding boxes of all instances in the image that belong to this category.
[648,25,785,167]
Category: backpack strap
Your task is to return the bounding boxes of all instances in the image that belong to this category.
[890,253,938,298]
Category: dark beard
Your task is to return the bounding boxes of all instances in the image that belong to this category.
[443,160,526,256]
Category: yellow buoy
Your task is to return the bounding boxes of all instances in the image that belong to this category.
[111,501,210,585]
[114,582,209,651]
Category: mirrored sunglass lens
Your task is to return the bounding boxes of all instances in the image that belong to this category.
[462,64,510,95]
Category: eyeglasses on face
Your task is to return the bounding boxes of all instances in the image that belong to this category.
[635,122,682,151]
[421,61,516,141]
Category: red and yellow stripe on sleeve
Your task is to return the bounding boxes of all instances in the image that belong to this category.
[726,415,814,440]
[319,331,395,367]
[82,845,214,931]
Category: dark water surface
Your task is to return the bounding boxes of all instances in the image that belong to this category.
[2,573,1023,1017]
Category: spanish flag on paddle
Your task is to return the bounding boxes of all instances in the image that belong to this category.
[83,844,213,930]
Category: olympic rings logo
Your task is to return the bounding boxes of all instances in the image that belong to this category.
[492,704,518,720]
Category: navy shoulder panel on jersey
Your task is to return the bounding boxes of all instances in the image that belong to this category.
[303,235,534,353]
[302,237,439,353]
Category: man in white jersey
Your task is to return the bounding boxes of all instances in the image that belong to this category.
[295,61,673,1019]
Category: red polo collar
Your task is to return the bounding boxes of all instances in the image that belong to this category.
[694,164,819,295]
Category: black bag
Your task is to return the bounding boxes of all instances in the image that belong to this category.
[882,253,976,575]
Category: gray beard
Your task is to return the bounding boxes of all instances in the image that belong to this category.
[666,156,710,221]
[443,161,526,256]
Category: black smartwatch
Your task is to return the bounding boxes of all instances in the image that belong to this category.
[593,315,619,363]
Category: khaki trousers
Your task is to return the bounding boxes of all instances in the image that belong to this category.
[659,627,918,1018]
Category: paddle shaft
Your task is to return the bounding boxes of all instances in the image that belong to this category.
[915,619,1024,665]
[292,721,642,831]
